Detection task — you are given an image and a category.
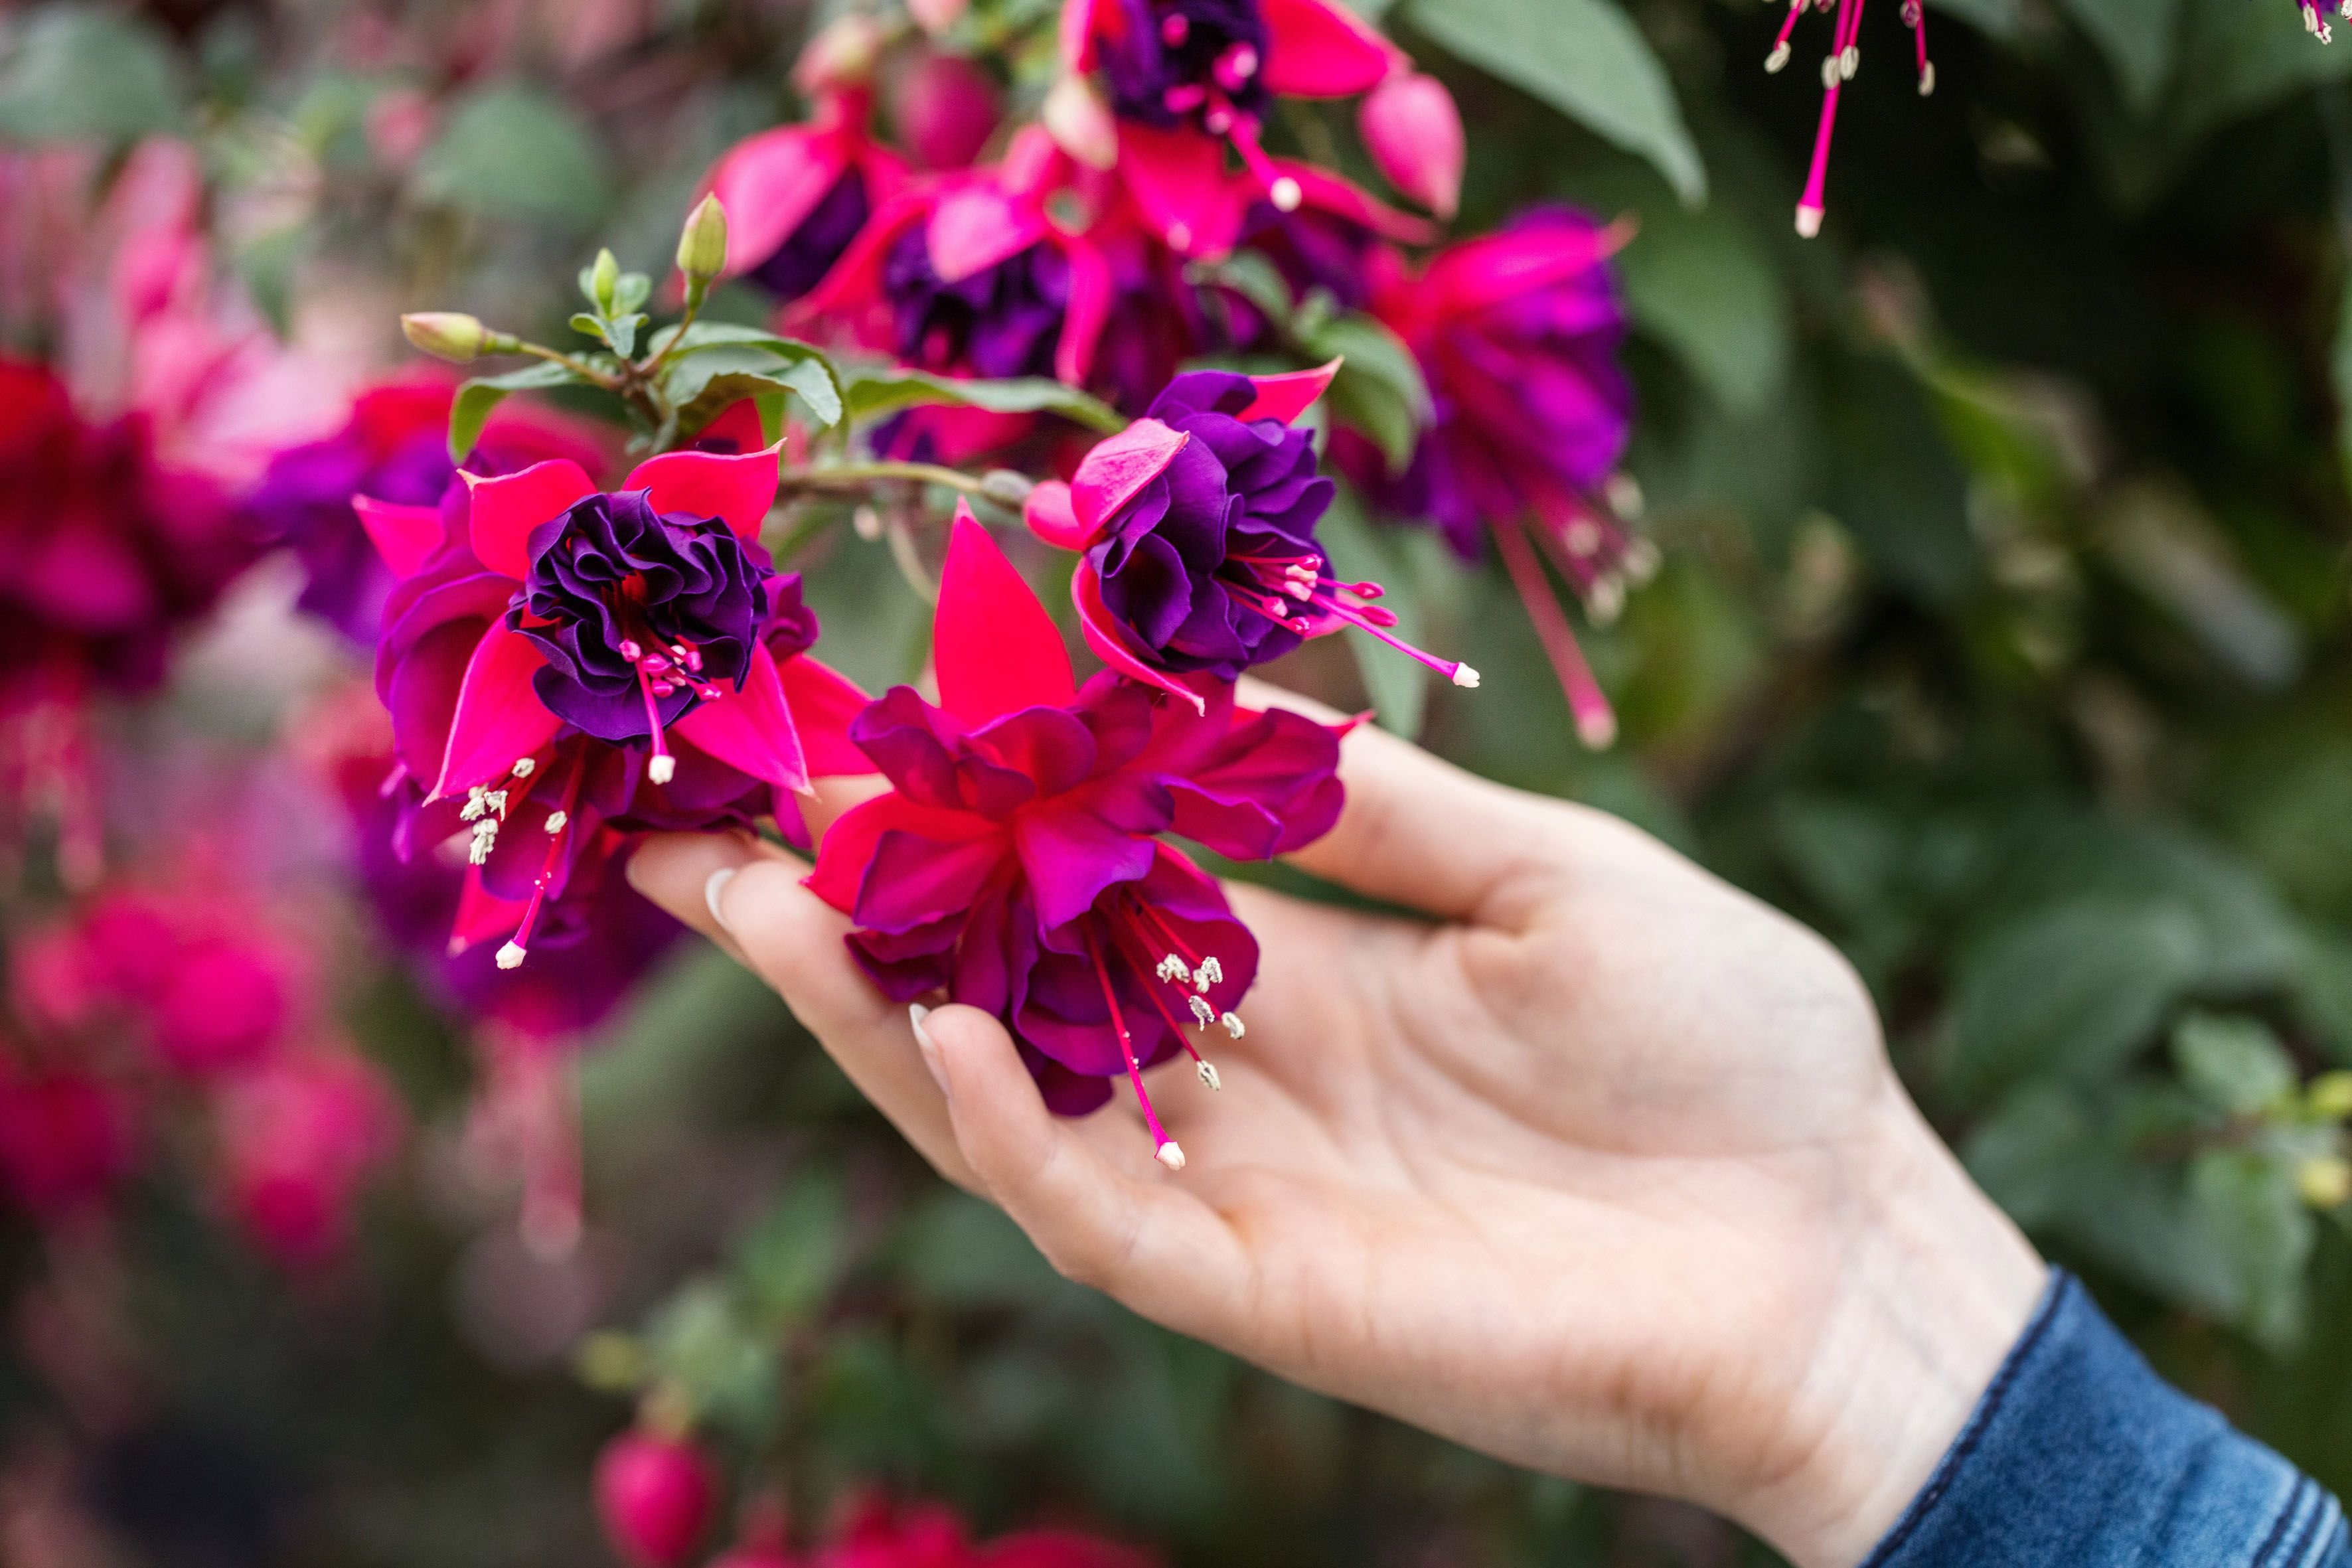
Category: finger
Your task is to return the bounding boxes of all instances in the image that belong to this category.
[915,1002,1254,1339]
[629,832,979,1191]
[1235,676,1569,925]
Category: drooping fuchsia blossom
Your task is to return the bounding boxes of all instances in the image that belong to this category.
[595,1429,718,1568]
[1763,0,1934,236]
[250,376,612,643]
[1022,367,1475,706]
[704,89,911,301]
[812,1491,1155,1568]
[0,1061,139,1221]
[1348,206,1646,748]
[809,509,1345,1169]
[2300,0,2351,42]
[369,445,871,971]
[885,48,1005,171]
[211,1047,403,1269]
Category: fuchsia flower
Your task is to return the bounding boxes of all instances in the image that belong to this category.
[704,90,911,301]
[1024,367,1474,704]
[0,1064,138,1220]
[595,1431,717,1568]
[369,445,870,970]
[809,509,1344,1169]
[885,48,1005,170]
[1351,206,1645,747]
[212,1049,403,1267]
[2300,0,2351,41]
[816,1493,1154,1568]
[1763,0,1934,235]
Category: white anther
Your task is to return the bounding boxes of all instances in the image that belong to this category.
[1919,62,1936,94]
[1840,44,1859,77]
[1195,955,1223,990]
[1588,577,1626,625]
[1624,538,1662,582]
[496,941,526,969]
[460,786,488,822]
[483,789,508,816]
[1765,42,1791,70]
[647,754,676,785]
[1820,54,1839,87]
[1221,1012,1245,1039]
[1565,518,1604,557]
[469,820,499,865]
[1155,1140,1187,1171]
[544,811,568,834]
[1452,663,1481,688]
[1189,994,1217,1028]
[1156,954,1192,984]
[1198,1060,1222,1090]
[1269,176,1302,212]
[510,757,536,778]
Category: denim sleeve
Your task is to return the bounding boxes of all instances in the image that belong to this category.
[1861,1271,2349,1568]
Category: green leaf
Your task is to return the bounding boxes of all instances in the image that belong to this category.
[674,363,843,441]
[2188,1148,2313,1349]
[413,86,606,228]
[893,1192,1061,1308]
[2334,270,2352,504]
[1616,204,1790,416]
[1320,485,1430,738]
[1946,896,2206,1104]
[2055,0,2181,110]
[2171,0,2352,147]
[448,361,577,463]
[1190,252,1297,325]
[734,1170,846,1326]
[1964,1082,2097,1229]
[662,330,843,427]
[1306,315,1431,475]
[0,5,186,141]
[840,368,1125,433]
[2172,1012,2297,1116]
[643,1281,781,1440]
[1406,0,1705,205]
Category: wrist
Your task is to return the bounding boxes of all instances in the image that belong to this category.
[1732,1087,2047,1568]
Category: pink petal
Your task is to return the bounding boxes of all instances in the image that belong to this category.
[1073,560,1206,713]
[927,183,1046,283]
[1422,217,1634,318]
[1282,159,1439,243]
[935,503,1076,724]
[1059,0,1100,69]
[1070,418,1188,535]
[448,867,528,955]
[1114,123,1245,256]
[1358,71,1464,219]
[1237,360,1341,424]
[352,496,446,580]
[1055,238,1113,386]
[705,124,852,281]
[623,448,778,541]
[463,460,596,581]
[807,793,1000,913]
[672,642,811,792]
[1259,0,1403,96]
[775,655,876,776]
[431,623,559,799]
[1023,479,1087,550]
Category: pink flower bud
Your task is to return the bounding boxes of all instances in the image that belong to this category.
[907,0,968,34]
[886,48,1001,170]
[595,1431,716,1568]
[1042,74,1119,171]
[1359,72,1464,220]
[793,14,887,94]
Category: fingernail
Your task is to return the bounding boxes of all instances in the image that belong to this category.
[909,1004,949,1101]
[704,866,737,933]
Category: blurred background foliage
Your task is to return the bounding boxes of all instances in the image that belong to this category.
[7,0,2352,1562]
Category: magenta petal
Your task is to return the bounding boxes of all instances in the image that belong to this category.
[353,496,446,580]
[927,184,1047,283]
[672,642,810,792]
[1056,238,1113,387]
[624,449,779,542]
[856,826,1009,931]
[1237,360,1341,425]
[707,124,848,281]
[1069,418,1188,535]
[1282,159,1440,244]
[448,866,529,955]
[1115,123,1244,255]
[431,623,560,798]
[1259,0,1402,96]
[935,503,1077,725]
[1024,480,1087,550]
[1073,560,1205,712]
[464,460,597,580]
[775,656,875,777]
[1015,803,1158,929]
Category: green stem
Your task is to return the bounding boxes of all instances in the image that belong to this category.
[640,276,709,385]
[512,340,623,391]
[781,461,991,495]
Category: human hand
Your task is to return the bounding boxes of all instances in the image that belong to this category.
[626,682,2044,1568]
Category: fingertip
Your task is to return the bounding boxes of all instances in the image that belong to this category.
[627,831,759,937]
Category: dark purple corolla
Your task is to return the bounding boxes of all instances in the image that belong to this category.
[810,512,1345,1167]
[1096,0,1273,127]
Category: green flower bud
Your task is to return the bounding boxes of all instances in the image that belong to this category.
[402,311,489,363]
[589,248,621,315]
[676,195,730,281]
[2310,1071,2352,1121]
[979,469,1035,507]
[2296,1153,2352,1210]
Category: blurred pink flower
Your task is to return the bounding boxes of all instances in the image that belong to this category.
[595,1430,718,1568]
[213,1049,404,1268]
[886,49,1004,170]
[0,1065,139,1221]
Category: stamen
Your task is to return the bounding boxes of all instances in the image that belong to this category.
[1222,112,1301,210]
[1195,955,1223,990]
[1492,518,1616,748]
[493,756,584,971]
[510,757,536,778]
[1220,1012,1245,1039]
[1156,953,1192,984]
[544,810,568,834]
[1081,924,1184,1170]
[1189,994,1216,1028]
[1198,1060,1222,1090]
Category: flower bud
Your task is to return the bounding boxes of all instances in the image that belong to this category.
[2310,1071,2352,1121]
[979,469,1034,507]
[595,1430,716,1568]
[590,248,621,313]
[1042,74,1119,171]
[793,13,886,94]
[402,311,489,363]
[1359,71,1464,220]
[676,195,730,281]
[886,48,1000,169]
[907,0,967,33]
[2297,1154,2352,1210]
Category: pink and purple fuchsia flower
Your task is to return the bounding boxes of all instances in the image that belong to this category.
[1025,366,1475,706]
[1763,0,1935,235]
[809,509,1346,1169]
[702,87,911,302]
[368,445,869,971]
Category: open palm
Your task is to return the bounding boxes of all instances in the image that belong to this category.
[629,687,2041,1568]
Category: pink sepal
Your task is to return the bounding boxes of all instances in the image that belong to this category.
[1023,480,1087,550]
[706,123,852,281]
[774,656,876,776]
[463,459,597,581]
[928,183,1046,282]
[431,623,559,799]
[1056,238,1113,386]
[935,503,1077,724]
[352,496,445,579]
[1259,0,1403,96]
[1282,160,1439,244]
[623,447,779,542]
[448,867,529,955]
[1070,418,1187,535]
[1073,559,1206,713]
[1059,0,1101,70]
[1115,123,1243,256]
[1238,360,1341,424]
[672,642,810,793]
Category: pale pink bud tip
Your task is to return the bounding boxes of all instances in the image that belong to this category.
[1044,74,1120,171]
[1155,1140,1188,1172]
[1577,709,1619,749]
[1795,203,1824,238]
[1450,663,1481,689]
[496,941,526,970]
[647,754,677,785]
[1358,70,1466,220]
[1919,62,1936,94]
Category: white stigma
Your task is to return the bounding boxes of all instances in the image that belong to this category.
[1452,663,1482,689]
[495,941,526,970]
[1167,220,1193,250]
[1796,204,1824,238]
[1155,1140,1188,1172]
[1220,1012,1245,1039]
[510,757,536,778]
[1156,953,1192,985]
[1194,955,1223,990]
[1189,994,1217,1028]
[1919,62,1936,94]
[1269,176,1302,212]
[544,811,568,834]
[647,754,676,785]
[1765,42,1790,70]
[1198,1060,1222,1090]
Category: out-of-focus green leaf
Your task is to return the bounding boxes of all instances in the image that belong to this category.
[1616,204,1790,416]
[2100,484,2302,689]
[414,86,607,227]
[2189,1148,2314,1349]
[735,1170,846,1326]
[840,368,1123,432]
[2055,0,2181,110]
[1406,0,1705,205]
[1320,485,1430,737]
[1822,357,1979,605]
[0,5,185,141]
[2173,1012,2298,1116]
[894,1191,1061,1308]
[1308,315,1430,475]
[645,1282,782,1440]
[1946,896,2205,1103]
[2333,270,2352,501]
[1965,1081,2097,1228]
[1930,0,2025,38]
[2171,0,2352,143]
[449,361,577,462]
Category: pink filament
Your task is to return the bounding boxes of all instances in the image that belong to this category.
[1081,923,1176,1156]
[1490,518,1616,748]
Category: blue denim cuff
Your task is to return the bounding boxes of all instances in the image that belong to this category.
[1860,1270,2349,1568]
